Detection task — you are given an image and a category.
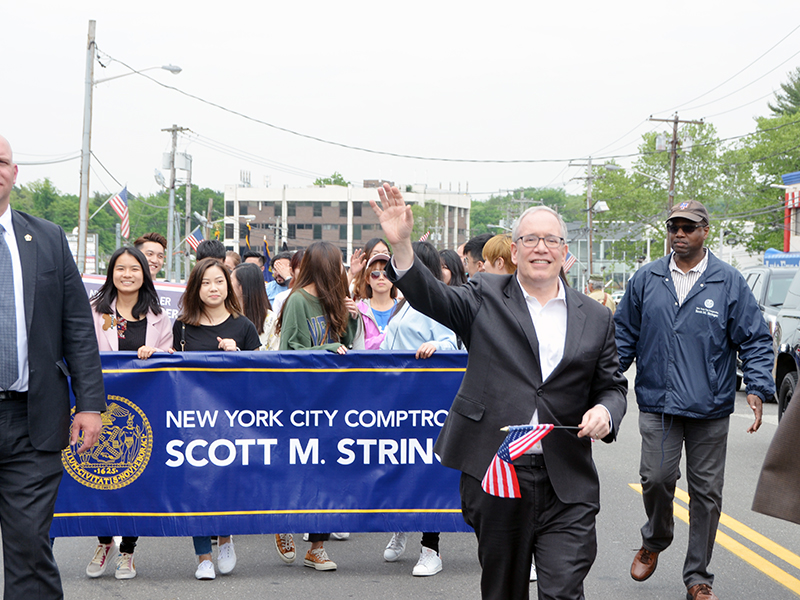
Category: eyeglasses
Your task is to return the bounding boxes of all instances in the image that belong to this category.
[666,223,705,234]
[516,235,564,249]
[369,270,388,280]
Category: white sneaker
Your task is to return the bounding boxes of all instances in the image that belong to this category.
[331,532,350,540]
[274,534,296,563]
[384,532,408,562]
[217,540,237,574]
[195,559,216,580]
[412,546,442,577]
[115,552,136,579]
[530,562,537,581]
[302,533,310,542]
[86,543,115,578]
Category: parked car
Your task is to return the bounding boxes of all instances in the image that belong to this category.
[768,267,800,420]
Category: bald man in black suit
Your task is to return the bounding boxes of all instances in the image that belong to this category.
[0,134,106,599]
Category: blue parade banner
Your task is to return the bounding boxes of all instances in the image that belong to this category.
[52,351,471,537]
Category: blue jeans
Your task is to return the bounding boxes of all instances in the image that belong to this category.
[193,535,231,556]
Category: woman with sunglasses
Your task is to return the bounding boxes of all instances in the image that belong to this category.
[348,237,392,295]
[356,253,398,349]
[173,258,260,580]
[87,246,173,580]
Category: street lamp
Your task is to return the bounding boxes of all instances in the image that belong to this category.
[77,20,181,273]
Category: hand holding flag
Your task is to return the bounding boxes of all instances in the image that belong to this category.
[481,424,555,499]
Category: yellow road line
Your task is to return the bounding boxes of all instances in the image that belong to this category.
[671,487,800,571]
[629,483,800,596]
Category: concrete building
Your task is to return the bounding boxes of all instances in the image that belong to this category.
[223,182,471,260]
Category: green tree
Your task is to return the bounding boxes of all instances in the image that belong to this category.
[469,187,581,236]
[410,200,443,242]
[314,172,349,186]
[769,67,800,117]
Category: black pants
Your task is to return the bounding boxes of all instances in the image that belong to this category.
[98,536,138,554]
[0,402,64,600]
[460,466,598,600]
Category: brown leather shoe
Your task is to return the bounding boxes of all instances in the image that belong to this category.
[630,546,659,581]
[686,583,718,600]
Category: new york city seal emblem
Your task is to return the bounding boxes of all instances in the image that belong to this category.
[62,395,153,490]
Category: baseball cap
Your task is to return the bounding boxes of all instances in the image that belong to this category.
[666,200,709,224]
[366,253,391,269]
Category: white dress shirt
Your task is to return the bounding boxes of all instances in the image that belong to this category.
[517,277,567,452]
[0,206,29,392]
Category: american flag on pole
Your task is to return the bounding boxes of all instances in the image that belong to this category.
[109,187,130,239]
[187,227,204,252]
[481,424,555,498]
[563,251,577,272]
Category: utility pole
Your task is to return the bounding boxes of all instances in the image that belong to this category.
[184,155,193,280]
[570,157,598,279]
[161,124,188,281]
[648,114,704,210]
[77,20,96,274]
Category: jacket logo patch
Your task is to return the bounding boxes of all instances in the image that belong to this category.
[696,306,719,318]
[704,299,714,309]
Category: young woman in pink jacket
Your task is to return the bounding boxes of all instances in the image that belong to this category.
[86,246,172,580]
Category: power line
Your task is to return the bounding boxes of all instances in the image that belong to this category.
[16,153,80,166]
[653,23,800,116]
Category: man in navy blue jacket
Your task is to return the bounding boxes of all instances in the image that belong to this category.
[615,200,774,600]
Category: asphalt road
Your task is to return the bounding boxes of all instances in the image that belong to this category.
[2,375,798,599]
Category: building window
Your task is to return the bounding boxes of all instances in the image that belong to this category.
[353,201,362,217]
[275,204,281,218]
[314,204,322,217]
[340,203,347,218]
[313,224,322,240]
[225,223,234,239]
[226,201,235,217]
[339,224,347,240]
[353,225,362,240]
[288,204,296,217]
[288,224,296,239]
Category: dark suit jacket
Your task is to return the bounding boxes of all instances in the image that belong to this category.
[12,209,106,451]
[391,262,627,505]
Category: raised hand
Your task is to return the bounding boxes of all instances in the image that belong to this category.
[369,183,414,246]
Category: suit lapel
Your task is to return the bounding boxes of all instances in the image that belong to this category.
[11,211,36,335]
[502,276,543,384]
[546,287,586,383]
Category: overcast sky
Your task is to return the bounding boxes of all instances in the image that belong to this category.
[4,1,800,203]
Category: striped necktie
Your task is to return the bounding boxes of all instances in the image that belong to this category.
[0,224,18,390]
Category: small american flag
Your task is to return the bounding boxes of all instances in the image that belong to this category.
[109,187,130,239]
[187,227,204,252]
[418,231,430,242]
[563,251,577,273]
[481,424,554,498]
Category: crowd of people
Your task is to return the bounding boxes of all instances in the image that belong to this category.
[0,131,788,600]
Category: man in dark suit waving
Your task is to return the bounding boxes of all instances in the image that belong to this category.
[0,135,106,598]
[372,184,627,600]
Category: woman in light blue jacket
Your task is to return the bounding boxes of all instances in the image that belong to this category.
[380,241,460,576]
